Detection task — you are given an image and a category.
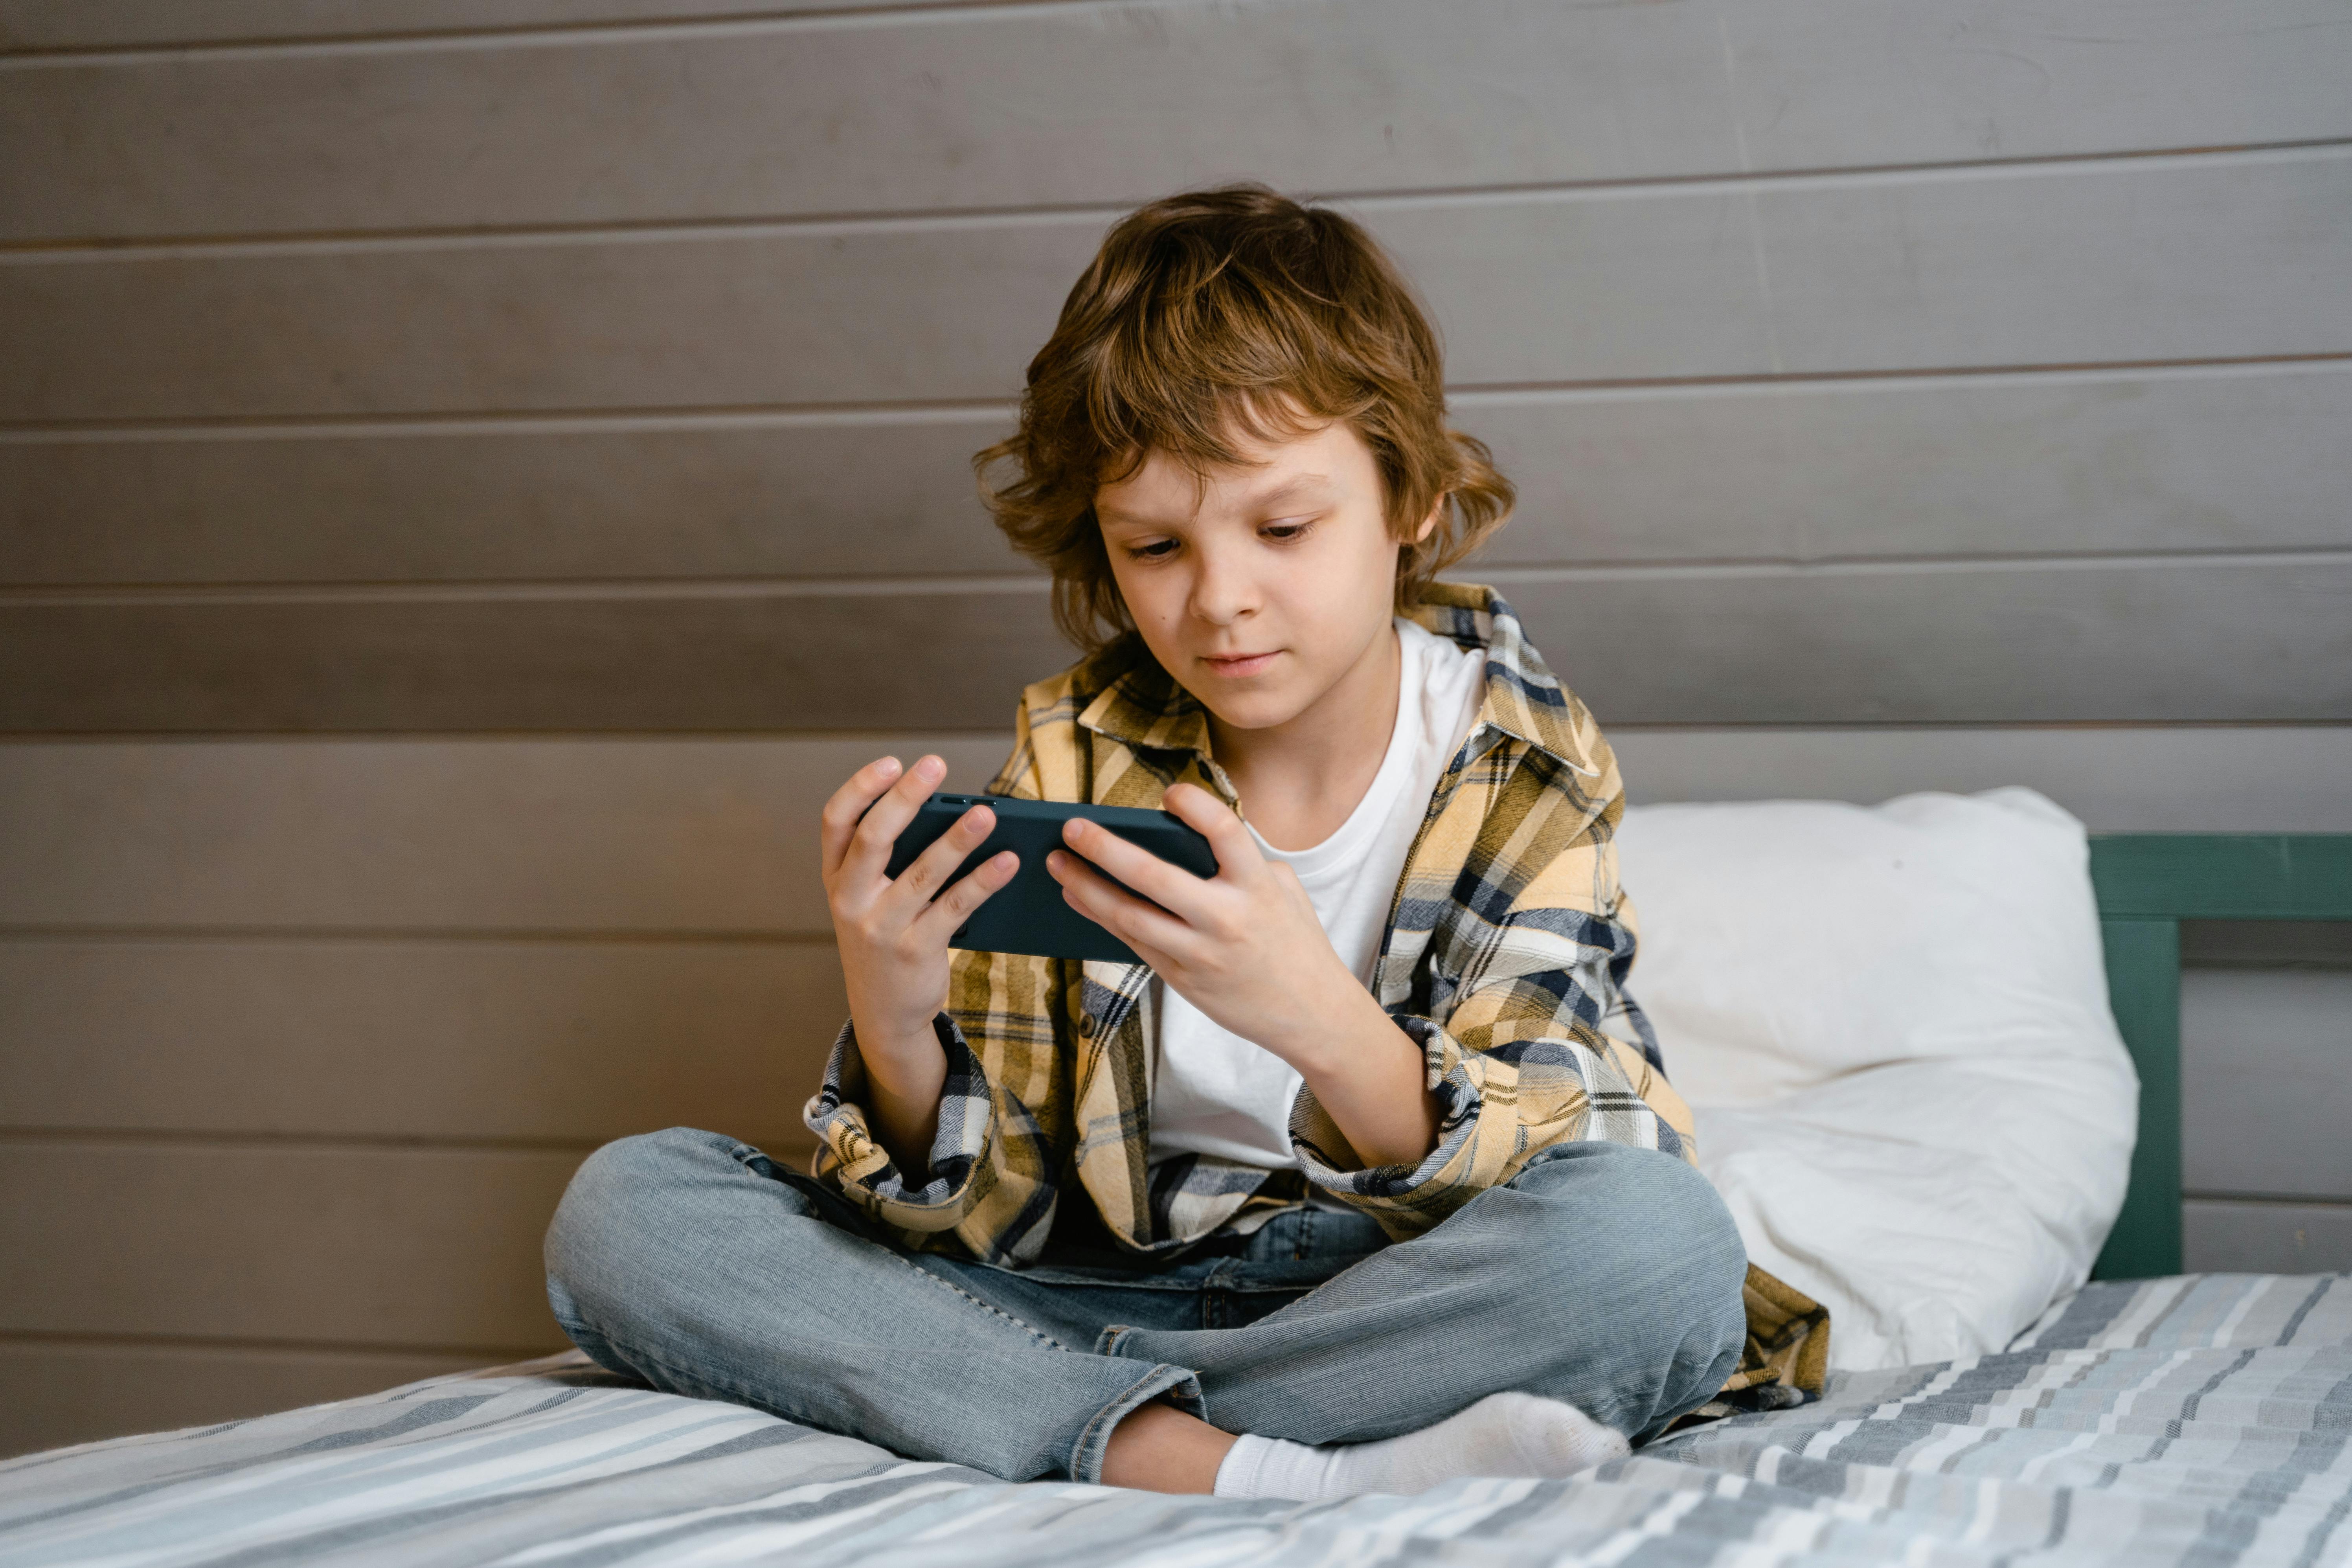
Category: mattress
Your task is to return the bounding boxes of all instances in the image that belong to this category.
[4,1272,2345,1567]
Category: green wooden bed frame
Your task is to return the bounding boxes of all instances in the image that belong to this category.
[2087,834,2352,1281]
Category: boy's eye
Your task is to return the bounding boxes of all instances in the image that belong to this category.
[1262,519,1313,542]
[1127,539,1179,561]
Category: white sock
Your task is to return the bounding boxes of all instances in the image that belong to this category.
[1210,1391,1630,1502]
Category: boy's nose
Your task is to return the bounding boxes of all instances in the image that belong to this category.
[1187,553,1258,626]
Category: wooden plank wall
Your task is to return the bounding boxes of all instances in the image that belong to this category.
[3,0,2349,1456]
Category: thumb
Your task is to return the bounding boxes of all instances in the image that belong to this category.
[1162,781,1259,875]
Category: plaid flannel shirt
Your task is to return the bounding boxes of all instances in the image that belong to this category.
[807,583,1826,1402]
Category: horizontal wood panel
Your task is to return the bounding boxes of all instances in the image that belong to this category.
[0,0,908,51]
[0,938,840,1145]
[3,559,2346,732]
[1716,1,2352,174]
[0,408,1025,584]
[6,732,2348,941]
[0,1340,489,1461]
[0,1141,584,1348]
[9,154,2350,423]
[0,586,1072,732]
[0,0,1735,241]
[2182,971,2352,1200]
[0,219,1096,421]
[0,736,1010,931]
[1481,366,2352,567]
[6,2,2349,239]
[10,366,2351,586]
[1490,560,2352,726]
[2183,1199,2352,1276]
[1612,729,2352,835]
[1735,153,2352,376]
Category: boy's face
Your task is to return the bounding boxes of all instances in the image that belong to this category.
[1095,417,1426,737]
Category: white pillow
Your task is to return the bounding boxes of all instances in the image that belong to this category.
[1614,787,2138,1371]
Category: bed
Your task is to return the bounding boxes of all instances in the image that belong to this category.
[4,827,2345,1567]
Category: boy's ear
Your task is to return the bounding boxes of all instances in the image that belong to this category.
[1409,494,1446,545]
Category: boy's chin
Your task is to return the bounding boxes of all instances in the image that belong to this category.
[1185,684,1317,735]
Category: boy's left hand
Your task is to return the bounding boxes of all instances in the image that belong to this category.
[1045,781,1363,1071]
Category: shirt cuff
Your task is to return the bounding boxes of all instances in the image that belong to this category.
[1286,1015,1485,1211]
[801,1013,995,1231]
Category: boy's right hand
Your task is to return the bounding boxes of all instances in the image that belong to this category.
[821,754,1018,1074]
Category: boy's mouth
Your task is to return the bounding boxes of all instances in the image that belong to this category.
[1198,651,1281,678]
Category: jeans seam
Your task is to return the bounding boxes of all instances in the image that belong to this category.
[897,1261,1073,1352]
[752,1150,1078,1355]
[590,1144,1077,1355]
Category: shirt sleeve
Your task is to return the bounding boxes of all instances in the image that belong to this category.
[799,697,1075,1263]
[802,1011,1001,1236]
[1285,752,1698,1238]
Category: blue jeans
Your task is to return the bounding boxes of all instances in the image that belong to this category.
[544,1127,1747,1485]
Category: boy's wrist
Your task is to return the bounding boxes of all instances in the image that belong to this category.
[1269,971,1394,1080]
[853,1015,945,1087]
[1278,980,1443,1171]
[853,1020,950,1176]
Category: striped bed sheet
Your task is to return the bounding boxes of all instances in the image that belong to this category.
[2,1272,2344,1567]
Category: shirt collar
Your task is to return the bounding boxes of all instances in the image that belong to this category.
[1075,581,1599,778]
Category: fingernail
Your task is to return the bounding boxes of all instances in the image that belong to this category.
[877,756,902,776]
[917,756,943,779]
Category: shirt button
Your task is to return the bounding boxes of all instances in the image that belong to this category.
[1078,1015,1097,1038]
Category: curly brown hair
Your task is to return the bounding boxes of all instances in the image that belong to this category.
[975,184,1515,653]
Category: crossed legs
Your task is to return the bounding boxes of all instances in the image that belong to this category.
[545,1129,1747,1489]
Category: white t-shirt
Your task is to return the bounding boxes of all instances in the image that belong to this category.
[1145,617,1488,1186]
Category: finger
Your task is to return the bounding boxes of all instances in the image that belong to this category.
[1159,781,1264,879]
[1058,816,1211,919]
[842,753,947,884]
[887,801,998,908]
[912,848,1019,940]
[819,755,904,878]
[1049,848,1194,958]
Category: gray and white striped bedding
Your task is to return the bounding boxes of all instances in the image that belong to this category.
[4,1272,2345,1566]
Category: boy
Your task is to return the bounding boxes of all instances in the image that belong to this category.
[546,185,1824,1500]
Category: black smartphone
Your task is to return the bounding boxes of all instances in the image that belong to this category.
[884,792,1219,963]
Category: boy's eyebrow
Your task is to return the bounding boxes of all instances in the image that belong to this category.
[1094,501,1172,528]
[1248,474,1334,507]
[1098,473,1336,529]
